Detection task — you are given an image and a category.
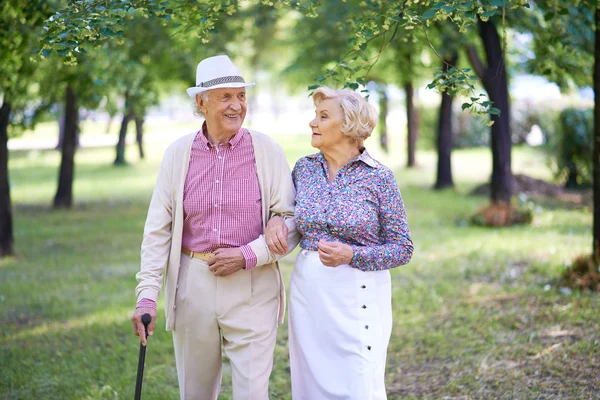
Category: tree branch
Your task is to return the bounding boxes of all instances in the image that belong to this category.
[465,44,485,81]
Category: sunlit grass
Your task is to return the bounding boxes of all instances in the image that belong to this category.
[1,126,597,399]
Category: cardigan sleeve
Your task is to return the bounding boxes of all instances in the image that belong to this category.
[136,144,175,302]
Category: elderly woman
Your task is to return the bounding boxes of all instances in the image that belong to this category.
[266,87,414,399]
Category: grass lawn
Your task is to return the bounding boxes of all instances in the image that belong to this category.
[0,126,597,400]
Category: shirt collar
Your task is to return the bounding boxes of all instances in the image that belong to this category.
[198,122,247,150]
[307,149,378,169]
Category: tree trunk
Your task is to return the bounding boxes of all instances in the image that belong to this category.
[479,19,512,205]
[115,92,133,166]
[405,81,418,168]
[53,85,78,209]
[377,85,389,153]
[135,115,145,159]
[435,54,458,190]
[0,101,14,256]
[56,104,79,150]
[593,7,600,259]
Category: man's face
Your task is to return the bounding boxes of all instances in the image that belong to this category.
[198,87,247,136]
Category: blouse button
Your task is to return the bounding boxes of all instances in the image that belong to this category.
[367,346,372,350]
[362,305,367,309]
[361,285,366,289]
[365,325,369,329]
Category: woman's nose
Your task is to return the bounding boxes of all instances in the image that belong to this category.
[309,118,317,127]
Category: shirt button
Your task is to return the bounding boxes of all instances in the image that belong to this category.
[367,345,372,350]
[215,180,220,183]
[213,228,217,232]
[214,204,218,207]
[365,325,369,329]
[361,285,366,289]
[362,305,367,309]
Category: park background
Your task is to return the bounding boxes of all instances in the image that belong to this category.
[1,1,598,399]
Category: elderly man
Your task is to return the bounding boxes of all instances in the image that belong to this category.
[131,55,297,400]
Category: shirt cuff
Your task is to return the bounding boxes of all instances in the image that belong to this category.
[240,245,257,270]
[136,298,157,309]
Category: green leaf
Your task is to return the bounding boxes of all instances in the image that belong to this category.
[423,10,437,20]
[42,48,53,57]
[430,2,444,11]
[462,103,471,110]
[489,107,501,115]
[489,0,507,7]
[308,84,320,90]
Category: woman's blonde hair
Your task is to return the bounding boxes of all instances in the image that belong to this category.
[313,86,377,148]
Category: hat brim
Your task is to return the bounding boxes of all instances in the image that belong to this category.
[186,82,255,99]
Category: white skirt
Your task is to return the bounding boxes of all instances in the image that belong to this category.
[289,250,392,400]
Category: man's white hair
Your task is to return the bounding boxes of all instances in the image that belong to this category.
[191,92,210,118]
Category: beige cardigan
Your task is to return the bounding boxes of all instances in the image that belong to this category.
[135,129,298,331]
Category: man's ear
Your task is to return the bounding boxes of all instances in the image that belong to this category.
[196,94,207,114]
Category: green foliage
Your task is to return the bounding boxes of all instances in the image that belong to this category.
[39,0,531,113]
[548,107,593,187]
[0,1,57,135]
[522,1,595,90]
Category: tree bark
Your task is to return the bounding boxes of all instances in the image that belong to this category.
[467,19,513,205]
[135,115,145,159]
[377,85,389,153]
[56,104,79,150]
[405,81,418,168]
[593,7,600,259]
[435,54,458,190]
[115,92,133,166]
[53,85,78,209]
[0,101,14,256]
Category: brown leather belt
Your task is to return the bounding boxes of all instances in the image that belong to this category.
[182,248,215,261]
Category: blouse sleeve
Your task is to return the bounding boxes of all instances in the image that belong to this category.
[349,169,414,271]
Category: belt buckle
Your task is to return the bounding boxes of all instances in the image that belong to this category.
[189,250,194,259]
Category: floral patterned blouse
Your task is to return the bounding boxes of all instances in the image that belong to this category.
[292,150,414,271]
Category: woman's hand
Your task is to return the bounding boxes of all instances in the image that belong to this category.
[265,215,289,255]
[317,240,353,267]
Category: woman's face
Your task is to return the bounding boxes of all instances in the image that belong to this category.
[309,98,346,151]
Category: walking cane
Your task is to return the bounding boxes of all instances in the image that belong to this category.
[134,313,152,400]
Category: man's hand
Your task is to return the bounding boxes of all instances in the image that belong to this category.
[131,307,157,346]
[265,215,289,255]
[208,248,246,277]
[317,240,354,267]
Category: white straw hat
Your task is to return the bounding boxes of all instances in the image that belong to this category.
[186,55,255,99]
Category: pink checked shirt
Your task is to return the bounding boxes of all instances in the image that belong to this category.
[181,125,261,267]
[136,124,262,310]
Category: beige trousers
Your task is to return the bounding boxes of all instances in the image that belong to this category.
[172,256,279,400]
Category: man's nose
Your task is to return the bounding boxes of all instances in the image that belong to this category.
[229,99,242,111]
